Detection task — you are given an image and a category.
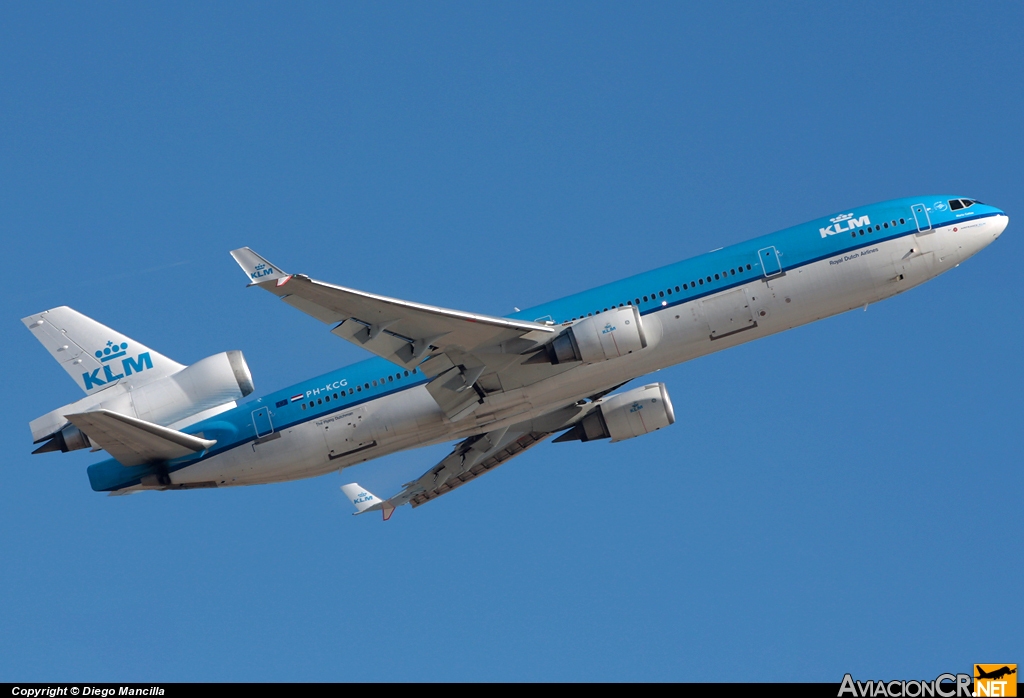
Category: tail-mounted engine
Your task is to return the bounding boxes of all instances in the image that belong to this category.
[555,383,675,443]
[32,351,254,454]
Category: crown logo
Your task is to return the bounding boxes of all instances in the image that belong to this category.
[95,340,129,363]
[830,212,854,223]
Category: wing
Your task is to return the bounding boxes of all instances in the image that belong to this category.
[230,247,554,368]
[65,410,216,467]
[344,427,553,518]
[231,248,568,421]
[394,426,552,509]
[341,403,594,518]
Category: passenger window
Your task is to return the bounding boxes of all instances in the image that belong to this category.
[875,225,880,231]
[683,283,688,290]
[746,264,751,270]
[658,291,664,298]
[675,286,680,292]
[698,279,704,285]
[643,296,648,302]
[325,395,330,402]
[317,398,322,405]
[706,276,711,283]
[900,218,905,224]
[883,222,888,229]
[302,403,307,410]
[714,273,720,280]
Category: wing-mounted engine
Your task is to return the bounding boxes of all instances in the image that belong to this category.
[554,382,675,443]
[530,306,648,365]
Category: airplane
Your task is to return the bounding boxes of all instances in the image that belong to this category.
[975,666,1016,681]
[23,195,1007,519]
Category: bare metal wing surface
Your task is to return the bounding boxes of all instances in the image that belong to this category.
[230,247,555,367]
[342,427,555,520]
[230,247,567,421]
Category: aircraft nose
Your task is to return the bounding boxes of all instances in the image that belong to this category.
[992,213,1009,238]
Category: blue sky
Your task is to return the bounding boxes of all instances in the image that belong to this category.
[2,2,1021,682]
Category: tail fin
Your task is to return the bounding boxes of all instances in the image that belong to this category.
[22,306,184,396]
[340,483,395,521]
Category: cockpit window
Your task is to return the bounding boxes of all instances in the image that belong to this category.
[960,199,976,208]
[949,199,964,210]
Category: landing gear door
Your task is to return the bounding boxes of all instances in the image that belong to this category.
[911,204,932,233]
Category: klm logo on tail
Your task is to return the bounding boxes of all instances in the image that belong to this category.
[820,212,871,238]
[82,340,153,389]
[250,263,277,280]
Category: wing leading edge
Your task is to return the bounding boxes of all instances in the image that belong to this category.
[230,247,563,421]
[230,247,555,370]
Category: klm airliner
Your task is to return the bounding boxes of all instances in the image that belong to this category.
[25,196,1007,519]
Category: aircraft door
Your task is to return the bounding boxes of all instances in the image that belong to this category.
[911,204,932,232]
[758,246,782,277]
[251,406,273,437]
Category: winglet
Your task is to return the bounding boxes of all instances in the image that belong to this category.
[340,483,395,521]
[229,248,290,286]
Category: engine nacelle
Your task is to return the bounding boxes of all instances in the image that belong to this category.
[556,383,675,443]
[543,306,647,365]
[127,350,255,425]
[31,351,254,453]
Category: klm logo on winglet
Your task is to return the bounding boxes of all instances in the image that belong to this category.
[81,340,154,390]
[250,263,277,280]
[820,212,871,238]
[353,491,375,505]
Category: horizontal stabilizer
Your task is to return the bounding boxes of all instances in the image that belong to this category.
[65,409,216,467]
[229,247,289,285]
[340,483,395,521]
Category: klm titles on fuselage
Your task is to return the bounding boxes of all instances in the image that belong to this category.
[820,212,871,238]
[82,341,153,389]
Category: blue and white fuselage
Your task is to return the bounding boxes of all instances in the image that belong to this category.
[27,196,1007,512]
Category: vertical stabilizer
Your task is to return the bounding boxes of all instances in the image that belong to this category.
[22,306,185,396]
